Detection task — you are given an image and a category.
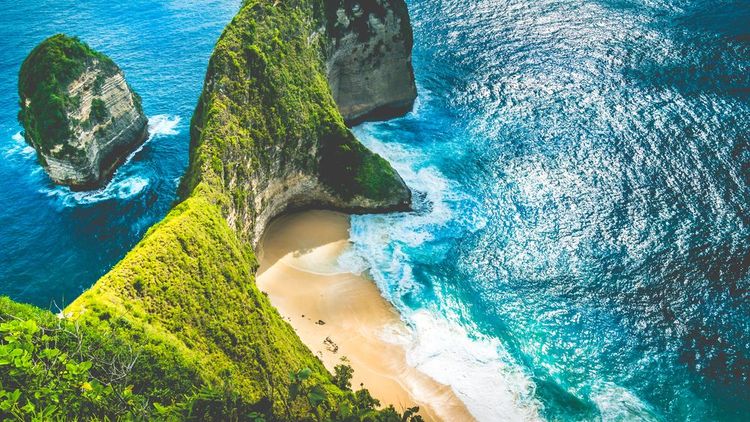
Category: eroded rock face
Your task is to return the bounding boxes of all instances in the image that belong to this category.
[41,67,148,189]
[184,1,412,247]
[18,35,148,190]
[325,0,417,125]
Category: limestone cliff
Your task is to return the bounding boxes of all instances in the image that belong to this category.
[182,0,412,246]
[18,34,148,190]
[325,0,417,125]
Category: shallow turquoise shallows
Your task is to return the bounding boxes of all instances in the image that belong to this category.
[1,1,748,421]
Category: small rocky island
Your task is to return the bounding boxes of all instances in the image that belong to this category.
[18,34,148,190]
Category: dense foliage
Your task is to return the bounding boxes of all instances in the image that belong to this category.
[17,34,117,154]
[0,297,423,421]
[0,297,199,420]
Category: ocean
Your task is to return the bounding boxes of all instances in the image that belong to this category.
[1,0,748,420]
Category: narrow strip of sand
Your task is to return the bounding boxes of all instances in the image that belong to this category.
[256,210,475,422]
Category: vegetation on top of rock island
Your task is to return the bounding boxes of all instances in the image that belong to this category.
[18,34,118,154]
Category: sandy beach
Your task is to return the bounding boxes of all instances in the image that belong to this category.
[256,210,474,421]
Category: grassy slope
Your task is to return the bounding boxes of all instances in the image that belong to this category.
[181,0,407,224]
[67,195,335,410]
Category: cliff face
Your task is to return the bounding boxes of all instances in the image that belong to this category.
[325,0,417,125]
[18,35,148,190]
[182,0,412,246]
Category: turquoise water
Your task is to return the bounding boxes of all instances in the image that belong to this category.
[1,0,748,421]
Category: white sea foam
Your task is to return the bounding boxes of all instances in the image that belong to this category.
[148,114,181,136]
[44,176,149,207]
[121,114,182,165]
[342,127,542,421]
[404,311,542,421]
[4,131,36,159]
[590,383,661,421]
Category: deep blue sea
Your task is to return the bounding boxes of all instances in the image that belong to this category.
[1,0,748,421]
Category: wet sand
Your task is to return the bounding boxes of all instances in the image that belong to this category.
[256,210,475,422]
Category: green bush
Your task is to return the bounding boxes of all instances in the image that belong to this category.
[0,305,152,420]
[333,363,354,391]
[0,302,422,421]
[89,98,109,123]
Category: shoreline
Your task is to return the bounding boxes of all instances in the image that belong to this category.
[256,210,474,422]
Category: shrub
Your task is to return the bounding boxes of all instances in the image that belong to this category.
[89,98,109,123]
[333,363,354,391]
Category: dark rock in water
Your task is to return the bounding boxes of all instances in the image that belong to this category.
[325,0,418,125]
[18,34,148,190]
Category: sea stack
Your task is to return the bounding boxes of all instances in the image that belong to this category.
[326,0,418,125]
[18,34,148,190]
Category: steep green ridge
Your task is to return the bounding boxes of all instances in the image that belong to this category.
[18,34,120,154]
[3,0,415,420]
[182,0,410,245]
[183,0,402,200]
[66,195,346,418]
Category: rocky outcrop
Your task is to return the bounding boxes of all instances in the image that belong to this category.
[325,0,417,125]
[18,34,148,190]
[183,0,412,247]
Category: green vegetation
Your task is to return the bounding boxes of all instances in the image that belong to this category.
[1,289,423,420]
[182,0,407,218]
[18,34,118,154]
[0,297,202,420]
[89,98,109,123]
[3,0,414,420]
[333,362,354,391]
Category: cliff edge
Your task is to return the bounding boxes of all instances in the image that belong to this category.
[325,0,417,125]
[181,0,412,246]
[18,34,148,190]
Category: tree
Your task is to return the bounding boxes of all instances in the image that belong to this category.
[333,362,354,390]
